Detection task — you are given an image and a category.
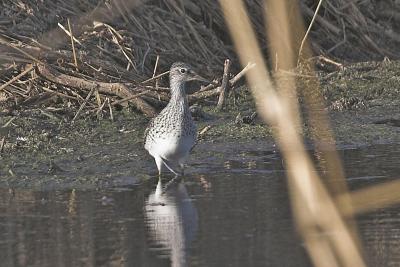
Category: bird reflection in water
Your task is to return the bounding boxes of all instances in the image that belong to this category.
[145,177,198,267]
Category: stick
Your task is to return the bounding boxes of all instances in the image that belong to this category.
[111,90,150,106]
[36,64,156,117]
[199,125,212,137]
[57,22,83,45]
[217,59,231,110]
[107,98,114,121]
[41,86,80,101]
[0,65,34,92]
[0,37,44,64]
[72,87,95,122]
[153,55,160,89]
[152,55,160,78]
[298,0,324,62]
[229,62,256,86]
[2,117,16,128]
[0,137,5,154]
[141,70,169,84]
[96,98,108,118]
[67,18,79,70]
[198,62,256,94]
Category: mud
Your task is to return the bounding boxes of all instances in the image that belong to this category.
[1,61,399,188]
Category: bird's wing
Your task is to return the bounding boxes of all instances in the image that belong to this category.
[143,119,154,146]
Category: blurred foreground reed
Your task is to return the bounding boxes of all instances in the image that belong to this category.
[219,0,400,266]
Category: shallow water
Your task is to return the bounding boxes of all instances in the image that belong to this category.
[0,144,399,267]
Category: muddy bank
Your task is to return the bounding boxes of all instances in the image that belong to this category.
[1,61,400,188]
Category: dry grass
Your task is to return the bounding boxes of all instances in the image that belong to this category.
[1,1,400,265]
[1,0,400,118]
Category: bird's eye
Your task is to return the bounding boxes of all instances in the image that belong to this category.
[180,68,186,74]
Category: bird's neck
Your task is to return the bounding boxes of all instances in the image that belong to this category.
[169,79,188,107]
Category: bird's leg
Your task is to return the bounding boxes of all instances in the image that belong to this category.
[160,158,180,176]
[155,156,164,178]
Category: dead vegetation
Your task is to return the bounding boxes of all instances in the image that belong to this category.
[1,0,400,119]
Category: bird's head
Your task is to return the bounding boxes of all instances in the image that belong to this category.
[169,62,208,84]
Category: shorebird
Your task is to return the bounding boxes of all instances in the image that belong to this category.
[144,62,208,176]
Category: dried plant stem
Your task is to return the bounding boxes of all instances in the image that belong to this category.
[338,179,400,217]
[67,18,79,70]
[107,98,114,121]
[298,0,324,62]
[141,70,169,84]
[219,0,366,266]
[0,37,44,64]
[36,64,156,117]
[72,87,95,122]
[0,137,5,154]
[112,90,150,106]
[0,65,34,92]
[229,62,256,85]
[153,55,160,78]
[217,59,231,110]
[198,125,212,137]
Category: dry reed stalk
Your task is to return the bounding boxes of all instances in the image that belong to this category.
[0,137,5,153]
[141,71,169,84]
[152,55,160,78]
[298,0,324,62]
[58,22,83,45]
[72,87,95,122]
[198,125,212,137]
[0,65,34,92]
[219,0,366,266]
[107,98,114,121]
[67,18,79,70]
[0,37,44,65]
[229,62,256,86]
[111,90,150,106]
[36,64,157,117]
[217,59,231,110]
[338,179,400,217]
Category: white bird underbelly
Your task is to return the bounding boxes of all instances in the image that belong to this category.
[146,135,195,161]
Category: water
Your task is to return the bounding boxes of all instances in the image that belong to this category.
[0,144,399,267]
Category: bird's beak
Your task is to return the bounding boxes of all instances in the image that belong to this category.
[188,71,209,83]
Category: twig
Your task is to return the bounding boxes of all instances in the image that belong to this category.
[153,55,160,78]
[0,65,34,92]
[67,18,79,70]
[199,125,212,137]
[217,59,231,110]
[0,137,5,154]
[41,86,80,101]
[199,80,220,92]
[229,62,256,86]
[96,99,108,118]
[2,117,16,128]
[107,98,114,121]
[57,22,83,45]
[95,89,102,107]
[141,70,169,84]
[298,0,324,63]
[36,64,156,117]
[0,37,44,64]
[111,90,150,106]
[153,55,160,89]
[72,87,96,122]
[197,62,256,94]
